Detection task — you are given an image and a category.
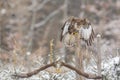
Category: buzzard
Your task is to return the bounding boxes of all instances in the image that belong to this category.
[60,17,95,46]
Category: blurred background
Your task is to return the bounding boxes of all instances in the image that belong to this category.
[0,0,120,79]
[0,0,120,80]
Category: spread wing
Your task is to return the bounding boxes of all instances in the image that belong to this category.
[60,21,71,41]
[79,25,95,46]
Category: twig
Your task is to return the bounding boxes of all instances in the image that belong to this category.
[63,0,68,18]
[36,0,50,11]
[28,0,50,11]
[35,6,65,28]
[27,10,36,52]
[61,62,102,79]
[13,61,102,79]
[12,62,55,78]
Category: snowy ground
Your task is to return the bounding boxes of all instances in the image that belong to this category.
[0,56,119,80]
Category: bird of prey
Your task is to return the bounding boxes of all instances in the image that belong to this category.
[60,17,95,46]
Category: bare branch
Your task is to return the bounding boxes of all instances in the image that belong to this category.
[13,61,102,79]
[36,0,50,11]
[61,62,102,79]
[35,6,65,28]
[12,62,55,78]
[28,0,50,11]
[63,0,68,18]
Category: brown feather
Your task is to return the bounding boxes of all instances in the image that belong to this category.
[60,17,95,46]
[60,21,67,41]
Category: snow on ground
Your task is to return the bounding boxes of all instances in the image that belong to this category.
[0,56,76,80]
[102,57,120,80]
[0,57,119,80]
[84,56,120,80]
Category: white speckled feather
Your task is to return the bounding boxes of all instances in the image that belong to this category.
[79,25,92,40]
[62,22,70,36]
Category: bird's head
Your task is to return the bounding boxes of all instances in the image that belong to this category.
[78,18,91,29]
[67,17,79,34]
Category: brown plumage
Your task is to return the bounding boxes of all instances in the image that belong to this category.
[60,17,95,46]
